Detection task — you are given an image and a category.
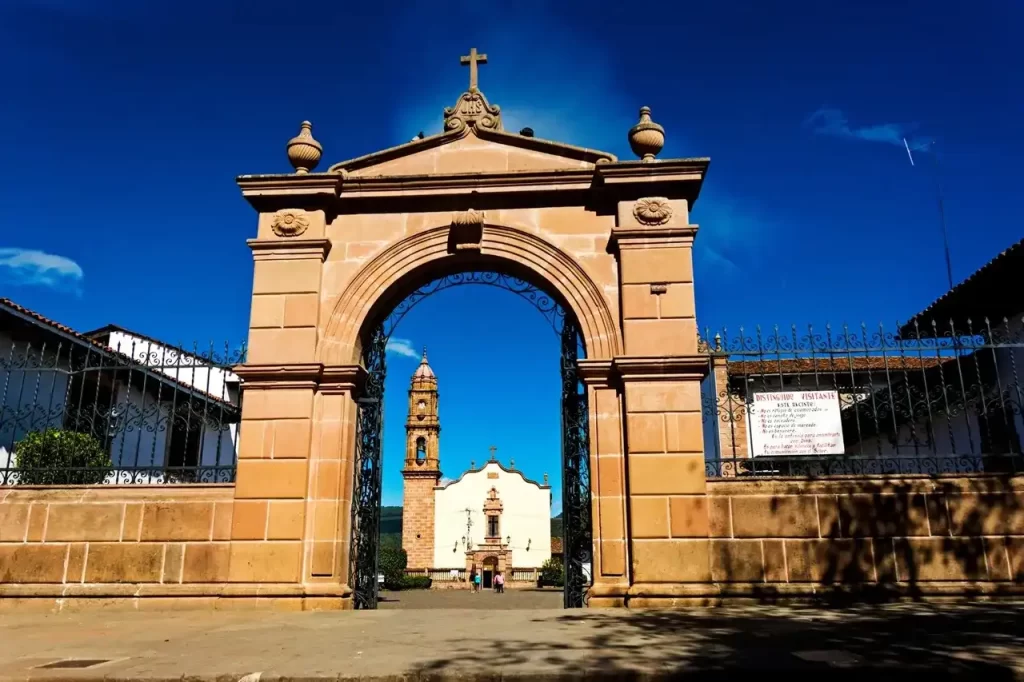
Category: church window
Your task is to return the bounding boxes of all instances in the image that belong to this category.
[416,437,426,462]
[488,515,499,538]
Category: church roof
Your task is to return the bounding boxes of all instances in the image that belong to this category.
[436,458,550,491]
[412,347,435,380]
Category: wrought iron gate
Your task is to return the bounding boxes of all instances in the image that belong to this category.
[560,317,592,608]
[349,271,593,609]
[351,323,386,609]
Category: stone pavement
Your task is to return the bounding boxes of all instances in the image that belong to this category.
[1,602,1023,681]
[379,587,563,609]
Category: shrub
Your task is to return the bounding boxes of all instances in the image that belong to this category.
[14,429,112,485]
[539,558,565,587]
[399,575,432,590]
[379,539,408,590]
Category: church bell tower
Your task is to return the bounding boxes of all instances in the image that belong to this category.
[401,348,442,570]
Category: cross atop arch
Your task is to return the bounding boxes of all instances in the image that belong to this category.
[460,47,488,91]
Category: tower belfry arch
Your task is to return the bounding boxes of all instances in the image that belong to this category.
[234,48,711,610]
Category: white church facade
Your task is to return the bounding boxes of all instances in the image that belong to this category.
[401,350,552,588]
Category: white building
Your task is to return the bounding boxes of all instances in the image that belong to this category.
[0,299,241,483]
[433,458,553,572]
[400,350,552,589]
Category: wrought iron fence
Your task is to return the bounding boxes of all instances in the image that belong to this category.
[0,336,244,485]
[702,317,1024,477]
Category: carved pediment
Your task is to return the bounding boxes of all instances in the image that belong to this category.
[331,130,615,177]
[444,90,502,132]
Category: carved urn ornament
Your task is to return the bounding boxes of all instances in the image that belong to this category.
[271,210,309,237]
[632,197,673,225]
[628,106,665,162]
[286,121,322,174]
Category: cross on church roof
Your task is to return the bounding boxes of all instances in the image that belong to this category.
[460,47,487,92]
[489,445,497,461]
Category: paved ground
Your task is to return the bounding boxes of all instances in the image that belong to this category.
[1,602,1023,681]
[379,587,563,609]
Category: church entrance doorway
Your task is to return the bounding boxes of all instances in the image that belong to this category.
[349,268,592,610]
[482,557,498,589]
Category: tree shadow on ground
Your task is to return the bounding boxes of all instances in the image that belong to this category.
[410,603,1024,680]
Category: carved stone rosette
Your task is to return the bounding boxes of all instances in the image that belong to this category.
[444,91,503,132]
[632,197,673,226]
[271,210,310,237]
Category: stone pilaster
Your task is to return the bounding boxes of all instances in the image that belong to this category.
[230,237,330,586]
[610,207,713,598]
[578,360,629,605]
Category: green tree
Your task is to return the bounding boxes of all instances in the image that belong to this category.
[15,429,112,485]
[539,558,564,587]
[378,536,408,590]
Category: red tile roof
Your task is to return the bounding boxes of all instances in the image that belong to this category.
[902,236,1024,335]
[0,298,236,407]
[728,356,943,376]
[0,298,108,350]
[551,537,563,554]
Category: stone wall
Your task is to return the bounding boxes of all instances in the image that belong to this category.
[0,486,238,611]
[624,474,1024,606]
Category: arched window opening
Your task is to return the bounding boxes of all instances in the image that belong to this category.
[415,437,426,463]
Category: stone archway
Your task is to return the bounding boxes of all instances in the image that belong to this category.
[231,67,711,610]
[319,222,622,367]
[326,226,612,608]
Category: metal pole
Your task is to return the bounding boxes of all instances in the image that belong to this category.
[928,141,954,291]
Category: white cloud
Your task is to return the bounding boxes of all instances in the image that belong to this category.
[0,248,83,295]
[385,336,420,359]
[804,108,931,152]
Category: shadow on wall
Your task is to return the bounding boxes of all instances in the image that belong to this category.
[708,475,1023,605]
[410,603,1024,679]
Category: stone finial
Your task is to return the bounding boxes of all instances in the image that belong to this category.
[510,458,515,468]
[287,121,322,174]
[543,473,549,484]
[628,106,665,163]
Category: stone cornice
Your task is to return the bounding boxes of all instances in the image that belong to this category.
[609,225,699,251]
[236,174,341,212]
[577,359,615,388]
[233,363,369,395]
[235,157,708,204]
[612,355,710,382]
[247,238,331,262]
[401,468,442,481]
[320,364,368,394]
[596,158,709,185]
[233,363,323,390]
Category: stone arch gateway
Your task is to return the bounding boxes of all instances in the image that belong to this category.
[339,252,599,608]
[232,60,711,609]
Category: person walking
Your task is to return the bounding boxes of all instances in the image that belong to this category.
[495,572,504,594]
[473,571,481,593]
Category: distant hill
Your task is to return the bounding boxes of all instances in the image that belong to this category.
[377,506,563,539]
[550,513,563,538]
[381,506,403,534]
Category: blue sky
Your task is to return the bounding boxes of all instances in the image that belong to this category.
[2,0,1021,509]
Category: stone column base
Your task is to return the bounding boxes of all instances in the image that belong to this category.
[0,583,353,613]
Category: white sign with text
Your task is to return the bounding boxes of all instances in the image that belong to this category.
[748,390,845,456]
